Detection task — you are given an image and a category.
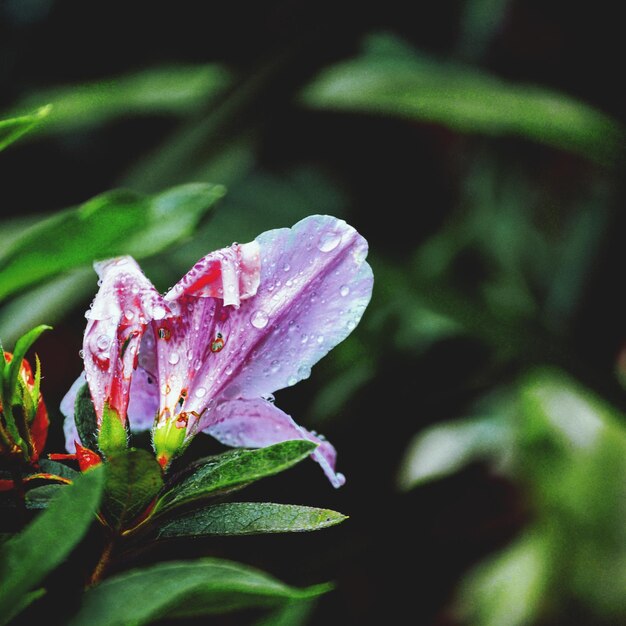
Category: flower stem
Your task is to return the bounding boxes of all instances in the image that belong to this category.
[88,536,115,587]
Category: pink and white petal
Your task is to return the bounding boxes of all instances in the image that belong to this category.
[127,366,159,432]
[83,256,166,424]
[60,372,86,452]
[165,241,261,307]
[206,398,345,488]
[177,215,372,421]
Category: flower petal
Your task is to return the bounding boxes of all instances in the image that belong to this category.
[165,241,261,307]
[83,256,166,425]
[207,398,345,488]
[175,215,372,422]
[60,372,85,453]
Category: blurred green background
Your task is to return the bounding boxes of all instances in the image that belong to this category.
[1,1,625,624]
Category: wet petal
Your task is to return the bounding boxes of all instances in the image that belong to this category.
[173,215,372,423]
[126,366,160,431]
[60,373,85,452]
[165,241,261,307]
[83,256,166,425]
[206,398,345,488]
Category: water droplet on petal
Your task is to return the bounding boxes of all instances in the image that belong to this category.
[283,263,291,272]
[317,335,324,344]
[347,319,357,331]
[96,335,110,350]
[340,285,350,297]
[195,387,207,398]
[270,360,280,374]
[287,376,298,386]
[297,364,311,379]
[317,231,341,252]
[152,304,166,320]
[168,352,180,365]
[78,349,85,359]
[250,310,269,329]
[124,310,135,321]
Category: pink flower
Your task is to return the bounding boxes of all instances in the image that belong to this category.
[61,215,373,487]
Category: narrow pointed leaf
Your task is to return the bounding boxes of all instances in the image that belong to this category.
[301,33,624,166]
[5,325,51,405]
[0,183,225,301]
[155,440,317,513]
[101,449,163,532]
[0,106,50,151]
[67,558,331,626]
[0,466,105,624]
[155,502,347,538]
[7,64,230,136]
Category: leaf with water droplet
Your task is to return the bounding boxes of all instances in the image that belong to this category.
[154,502,347,538]
[154,440,317,515]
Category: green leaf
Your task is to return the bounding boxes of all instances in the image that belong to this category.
[397,414,513,490]
[6,64,230,137]
[155,502,347,538]
[518,369,626,615]
[254,598,317,626]
[457,527,555,626]
[301,33,624,166]
[0,466,105,624]
[67,558,331,625]
[1,588,46,626]
[5,325,51,406]
[0,105,51,151]
[102,449,163,532]
[0,183,225,302]
[24,484,65,510]
[37,458,79,481]
[155,440,318,514]
[74,383,99,451]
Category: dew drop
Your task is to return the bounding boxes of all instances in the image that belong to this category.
[287,375,298,386]
[152,304,166,320]
[96,335,110,350]
[340,285,350,297]
[124,310,135,321]
[168,352,180,365]
[78,349,85,359]
[250,310,269,329]
[283,263,291,272]
[195,387,207,398]
[317,335,324,344]
[270,360,280,374]
[317,231,341,252]
[347,319,357,330]
[297,364,311,379]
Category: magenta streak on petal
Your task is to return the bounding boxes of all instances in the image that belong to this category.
[83,256,166,426]
[147,240,261,432]
[206,398,346,488]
